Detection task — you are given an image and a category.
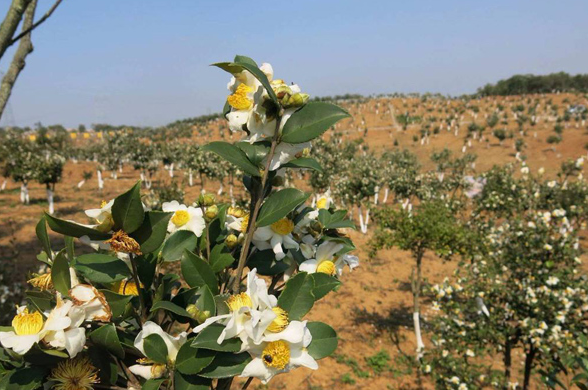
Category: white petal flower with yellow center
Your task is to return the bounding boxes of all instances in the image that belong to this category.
[0,306,46,355]
[240,320,317,384]
[252,218,299,261]
[43,297,87,358]
[129,321,188,380]
[85,199,115,232]
[299,241,350,276]
[193,269,277,347]
[162,200,205,237]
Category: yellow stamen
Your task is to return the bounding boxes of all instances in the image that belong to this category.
[240,214,250,233]
[49,355,99,390]
[316,197,328,209]
[112,279,141,296]
[105,230,142,255]
[100,200,107,208]
[271,218,295,235]
[151,363,167,379]
[317,260,336,276]
[171,210,190,227]
[12,309,44,336]
[227,84,253,110]
[28,272,53,291]
[266,307,289,333]
[262,340,290,370]
[226,293,253,312]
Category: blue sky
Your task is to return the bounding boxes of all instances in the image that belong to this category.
[1,0,586,128]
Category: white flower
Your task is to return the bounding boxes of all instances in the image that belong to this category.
[252,218,299,261]
[193,269,277,346]
[464,176,486,198]
[43,297,86,358]
[299,241,348,276]
[546,276,559,286]
[0,306,47,355]
[240,321,317,384]
[162,201,205,237]
[85,199,115,232]
[70,284,112,322]
[266,141,311,172]
[130,321,187,380]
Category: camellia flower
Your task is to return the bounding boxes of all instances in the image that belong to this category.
[70,284,112,322]
[43,297,86,358]
[240,320,317,384]
[299,241,347,276]
[193,269,277,346]
[162,200,205,237]
[28,267,80,292]
[48,355,99,390]
[0,306,46,355]
[252,218,299,261]
[129,321,188,380]
[265,141,311,171]
[85,199,115,232]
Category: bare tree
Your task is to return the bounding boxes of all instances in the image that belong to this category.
[0,0,63,120]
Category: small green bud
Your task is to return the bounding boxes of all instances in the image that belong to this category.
[272,175,285,187]
[186,304,211,324]
[198,193,216,207]
[205,205,218,220]
[225,234,238,249]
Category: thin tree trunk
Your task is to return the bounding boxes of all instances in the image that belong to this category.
[0,0,31,61]
[77,179,85,189]
[0,0,36,120]
[504,339,512,389]
[412,251,425,359]
[523,345,536,390]
[97,169,104,190]
[46,184,54,214]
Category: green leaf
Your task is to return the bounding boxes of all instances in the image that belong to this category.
[194,285,216,318]
[112,181,145,233]
[209,244,235,273]
[213,57,278,104]
[142,379,166,390]
[89,324,125,359]
[307,321,338,359]
[132,211,173,253]
[45,213,110,240]
[51,250,71,296]
[236,142,269,168]
[144,333,168,364]
[201,142,261,177]
[151,301,193,319]
[173,371,211,390]
[282,157,324,173]
[64,236,75,261]
[35,216,52,261]
[161,230,198,262]
[318,209,355,230]
[181,251,219,294]
[198,352,251,379]
[88,347,118,385]
[256,188,310,227]
[191,324,242,352]
[0,366,47,390]
[276,272,315,320]
[25,291,54,312]
[281,102,350,144]
[136,253,158,289]
[175,343,216,375]
[247,249,291,275]
[74,254,131,284]
[100,290,134,319]
[310,273,341,300]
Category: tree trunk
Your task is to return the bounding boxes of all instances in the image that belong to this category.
[382,187,389,203]
[0,0,31,61]
[0,0,36,120]
[77,179,85,189]
[1,178,6,191]
[97,169,104,190]
[522,345,536,390]
[504,339,512,389]
[412,251,425,359]
[46,184,54,215]
[188,169,193,186]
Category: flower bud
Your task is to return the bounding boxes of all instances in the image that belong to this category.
[272,175,285,187]
[205,205,218,220]
[198,193,216,207]
[186,304,211,324]
[283,93,310,108]
[225,234,238,249]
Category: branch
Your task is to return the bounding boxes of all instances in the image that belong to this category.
[8,0,62,47]
[0,0,32,61]
[0,0,36,120]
